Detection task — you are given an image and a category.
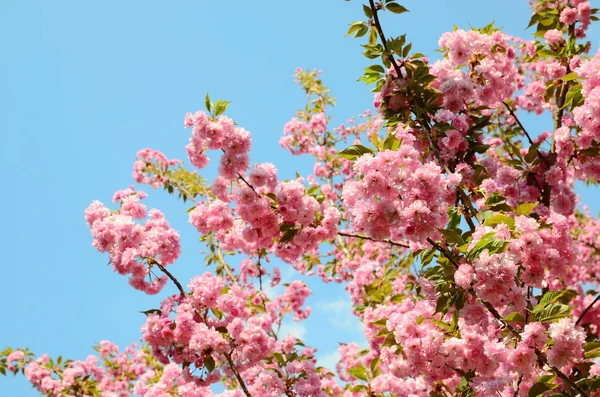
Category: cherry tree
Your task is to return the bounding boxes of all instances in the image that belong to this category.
[3,0,600,395]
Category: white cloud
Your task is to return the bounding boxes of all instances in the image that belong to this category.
[278,322,307,340]
[318,349,341,372]
[317,298,363,333]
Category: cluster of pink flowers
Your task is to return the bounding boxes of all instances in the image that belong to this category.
[573,49,600,155]
[189,164,340,265]
[280,113,328,156]
[5,342,160,397]
[138,271,331,396]
[432,29,519,111]
[342,126,453,247]
[133,148,182,188]
[85,186,181,294]
[185,111,251,179]
[9,1,600,396]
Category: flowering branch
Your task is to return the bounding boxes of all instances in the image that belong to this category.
[225,352,253,397]
[338,231,409,248]
[368,0,403,77]
[503,101,535,146]
[576,294,600,326]
[148,258,186,296]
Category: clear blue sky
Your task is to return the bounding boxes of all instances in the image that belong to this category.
[1,1,598,395]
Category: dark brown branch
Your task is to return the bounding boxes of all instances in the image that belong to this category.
[426,238,459,268]
[502,102,553,205]
[503,102,535,146]
[513,374,524,397]
[369,0,481,231]
[225,352,253,397]
[338,231,409,248]
[368,0,403,78]
[149,259,186,296]
[554,71,570,133]
[576,294,600,326]
[468,290,589,397]
[237,172,260,197]
[536,350,589,397]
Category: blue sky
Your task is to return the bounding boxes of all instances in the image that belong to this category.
[1,1,599,395]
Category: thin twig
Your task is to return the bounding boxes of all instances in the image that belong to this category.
[225,352,253,397]
[503,102,535,146]
[338,231,409,248]
[368,0,403,77]
[150,259,186,296]
[216,247,239,285]
[576,294,600,326]
[467,289,590,397]
[237,172,260,197]
[427,238,459,268]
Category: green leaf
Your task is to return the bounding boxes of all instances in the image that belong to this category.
[362,4,373,18]
[348,366,369,381]
[483,214,515,229]
[273,352,285,365]
[473,143,491,154]
[584,342,600,359]
[447,209,461,230]
[525,140,542,164]
[535,289,577,310]
[365,64,385,74]
[370,357,380,376]
[504,312,525,323]
[212,308,224,319]
[280,228,299,243]
[532,303,571,323]
[561,72,579,82]
[204,355,216,372]
[516,202,538,216]
[562,84,583,109]
[205,93,212,112]
[469,232,508,259]
[382,333,396,347]
[338,145,374,160]
[528,374,557,397]
[383,133,401,151]
[140,309,162,316]
[347,21,368,38]
[213,100,231,117]
[386,3,409,14]
[527,13,541,29]
[439,228,465,245]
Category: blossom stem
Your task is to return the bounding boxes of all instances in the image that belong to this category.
[338,231,409,248]
[225,352,253,397]
[368,0,403,78]
[149,259,186,296]
[576,294,600,326]
[427,238,459,268]
[503,101,535,146]
[473,291,590,397]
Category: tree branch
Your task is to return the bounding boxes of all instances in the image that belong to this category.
[576,294,600,326]
[468,290,590,397]
[225,352,253,397]
[368,0,403,77]
[427,238,459,268]
[338,231,409,248]
[149,259,186,296]
[503,102,535,146]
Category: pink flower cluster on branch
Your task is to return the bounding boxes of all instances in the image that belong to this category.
[7,1,600,396]
[85,186,181,294]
